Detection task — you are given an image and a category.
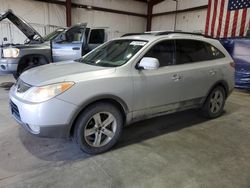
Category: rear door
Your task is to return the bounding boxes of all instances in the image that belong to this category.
[174,39,225,101]
[51,24,87,62]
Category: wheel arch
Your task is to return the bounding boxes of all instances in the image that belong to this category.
[69,95,129,137]
[202,80,229,105]
[17,54,49,72]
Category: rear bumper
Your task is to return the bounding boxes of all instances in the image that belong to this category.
[0,58,19,74]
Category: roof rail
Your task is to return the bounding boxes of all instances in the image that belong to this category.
[121,33,150,37]
[121,31,213,39]
[155,31,213,38]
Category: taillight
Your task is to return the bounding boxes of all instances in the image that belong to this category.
[230,61,235,68]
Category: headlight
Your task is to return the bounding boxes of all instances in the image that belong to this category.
[3,48,20,58]
[21,82,75,103]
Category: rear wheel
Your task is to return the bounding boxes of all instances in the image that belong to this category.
[73,102,123,154]
[201,86,226,118]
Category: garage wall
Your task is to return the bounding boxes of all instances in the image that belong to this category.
[72,0,147,40]
[152,0,208,32]
[0,0,66,44]
[0,0,147,44]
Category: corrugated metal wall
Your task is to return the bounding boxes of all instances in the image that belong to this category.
[152,0,208,32]
[0,0,147,44]
[0,0,66,43]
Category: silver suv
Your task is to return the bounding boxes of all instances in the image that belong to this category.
[9,32,234,154]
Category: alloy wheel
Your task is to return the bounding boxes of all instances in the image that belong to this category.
[209,90,224,114]
[84,112,117,147]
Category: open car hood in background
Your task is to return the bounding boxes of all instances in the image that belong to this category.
[0,9,43,42]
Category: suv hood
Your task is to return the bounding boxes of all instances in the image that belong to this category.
[19,61,116,86]
[0,9,43,42]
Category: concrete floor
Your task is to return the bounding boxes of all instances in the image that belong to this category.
[0,75,250,188]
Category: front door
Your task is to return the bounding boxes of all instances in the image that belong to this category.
[52,24,87,62]
[133,40,183,119]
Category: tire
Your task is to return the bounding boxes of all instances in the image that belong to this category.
[13,56,48,79]
[73,102,123,154]
[13,64,36,80]
[201,86,226,119]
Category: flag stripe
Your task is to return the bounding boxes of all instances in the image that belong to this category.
[205,0,212,36]
[240,8,247,36]
[236,9,243,36]
[220,0,229,38]
[206,0,250,38]
[223,10,231,38]
[216,0,226,37]
[211,0,219,37]
[231,10,239,37]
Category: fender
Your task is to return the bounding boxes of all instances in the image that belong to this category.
[67,94,130,137]
[201,80,229,105]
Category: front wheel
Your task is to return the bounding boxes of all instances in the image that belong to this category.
[201,86,226,119]
[73,102,123,154]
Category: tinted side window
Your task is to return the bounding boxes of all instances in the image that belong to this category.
[205,43,225,59]
[89,29,105,44]
[176,40,224,64]
[144,40,174,67]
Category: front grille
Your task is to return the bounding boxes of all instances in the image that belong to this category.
[10,100,21,121]
[16,79,31,93]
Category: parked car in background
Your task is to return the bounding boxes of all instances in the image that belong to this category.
[9,32,234,154]
[220,34,250,90]
[0,9,107,78]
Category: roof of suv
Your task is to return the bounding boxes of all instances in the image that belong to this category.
[120,31,216,43]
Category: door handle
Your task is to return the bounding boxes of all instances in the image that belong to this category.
[172,74,182,81]
[72,47,80,50]
[209,70,216,76]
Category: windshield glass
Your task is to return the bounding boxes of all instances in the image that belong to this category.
[43,28,65,41]
[76,40,147,67]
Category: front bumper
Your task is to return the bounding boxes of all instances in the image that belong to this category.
[9,85,78,138]
[0,58,19,74]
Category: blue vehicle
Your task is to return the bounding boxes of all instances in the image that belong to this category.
[221,35,250,90]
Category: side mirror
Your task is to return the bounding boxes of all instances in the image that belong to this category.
[3,37,7,41]
[137,57,160,70]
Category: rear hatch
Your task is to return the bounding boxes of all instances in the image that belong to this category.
[0,9,44,42]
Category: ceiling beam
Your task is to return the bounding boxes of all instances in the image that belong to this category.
[34,0,147,18]
[151,0,165,6]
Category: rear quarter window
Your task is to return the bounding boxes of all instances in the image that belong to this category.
[175,39,225,65]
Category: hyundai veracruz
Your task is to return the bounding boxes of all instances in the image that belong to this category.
[9,32,234,154]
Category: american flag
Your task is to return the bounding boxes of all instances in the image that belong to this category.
[205,0,250,38]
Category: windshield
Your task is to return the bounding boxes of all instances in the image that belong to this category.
[76,40,147,67]
[43,28,65,41]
